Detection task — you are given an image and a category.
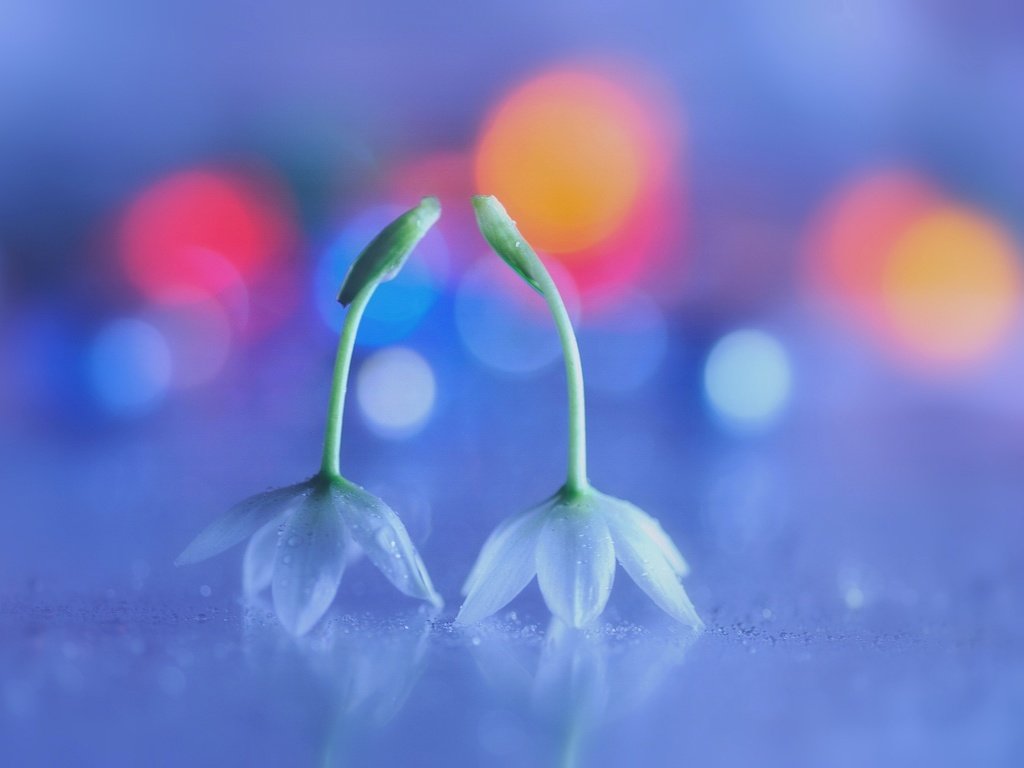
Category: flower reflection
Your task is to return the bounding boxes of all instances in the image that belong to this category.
[242,608,435,765]
[469,618,696,767]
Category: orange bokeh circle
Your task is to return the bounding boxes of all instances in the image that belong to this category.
[882,206,1022,368]
[475,68,668,255]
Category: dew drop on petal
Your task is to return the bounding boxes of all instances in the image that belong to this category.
[375,528,398,553]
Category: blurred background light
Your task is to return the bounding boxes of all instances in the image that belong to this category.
[356,346,436,438]
[455,255,580,376]
[315,204,449,345]
[703,329,792,430]
[474,64,683,303]
[806,170,1023,374]
[389,152,474,209]
[145,297,233,390]
[475,68,647,253]
[88,318,172,416]
[117,168,294,305]
[805,169,941,336]
[881,206,1022,370]
[577,288,668,394]
[386,152,478,278]
[561,184,686,303]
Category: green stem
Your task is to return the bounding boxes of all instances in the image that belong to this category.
[535,268,588,494]
[320,285,375,477]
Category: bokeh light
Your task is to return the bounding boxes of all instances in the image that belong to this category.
[455,255,580,376]
[805,170,940,334]
[881,206,1022,369]
[703,329,792,429]
[476,69,646,253]
[356,347,436,438]
[88,318,172,416]
[474,65,682,301]
[389,152,474,205]
[146,297,233,389]
[563,183,685,301]
[118,168,293,304]
[315,204,449,346]
[577,288,668,394]
[806,170,1023,372]
[387,152,479,279]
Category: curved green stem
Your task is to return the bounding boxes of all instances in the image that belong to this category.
[535,268,588,494]
[320,285,375,477]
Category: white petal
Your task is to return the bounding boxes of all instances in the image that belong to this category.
[535,504,615,628]
[597,494,690,577]
[461,497,553,597]
[344,540,364,568]
[603,499,703,629]
[175,482,309,565]
[242,514,284,598]
[336,484,442,607]
[456,508,545,625]
[271,496,348,635]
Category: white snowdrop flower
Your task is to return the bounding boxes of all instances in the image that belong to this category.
[458,197,702,630]
[177,198,444,635]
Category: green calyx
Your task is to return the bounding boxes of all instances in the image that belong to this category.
[557,482,594,506]
[337,196,441,306]
[472,195,544,294]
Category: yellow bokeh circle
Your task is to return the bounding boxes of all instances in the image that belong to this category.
[882,206,1022,368]
[475,69,661,254]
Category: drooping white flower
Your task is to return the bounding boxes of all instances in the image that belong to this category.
[458,196,702,630]
[458,489,699,629]
[179,475,441,635]
[177,198,443,635]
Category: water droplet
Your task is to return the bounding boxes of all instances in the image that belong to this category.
[287,536,298,547]
[375,528,398,553]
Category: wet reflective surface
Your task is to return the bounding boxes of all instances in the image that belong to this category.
[2,591,1016,767]
[2,354,1022,766]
